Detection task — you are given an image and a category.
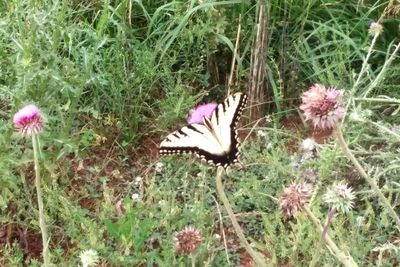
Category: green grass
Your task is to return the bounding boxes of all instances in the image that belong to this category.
[1,0,400,266]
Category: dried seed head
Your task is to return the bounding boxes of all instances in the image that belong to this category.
[368,22,383,36]
[280,182,313,218]
[174,226,202,254]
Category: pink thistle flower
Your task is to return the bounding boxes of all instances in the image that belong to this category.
[13,104,44,135]
[174,226,202,254]
[187,102,217,124]
[300,84,345,129]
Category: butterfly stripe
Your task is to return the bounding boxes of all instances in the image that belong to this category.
[214,106,220,125]
[187,124,203,134]
[159,92,247,168]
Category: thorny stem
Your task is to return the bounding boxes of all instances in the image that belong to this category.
[215,167,266,267]
[304,206,358,267]
[32,134,50,266]
[321,208,336,241]
[334,125,400,230]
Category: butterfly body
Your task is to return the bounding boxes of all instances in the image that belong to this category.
[159,93,247,168]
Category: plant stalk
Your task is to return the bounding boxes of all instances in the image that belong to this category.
[334,125,400,230]
[191,253,196,267]
[353,32,379,91]
[304,206,358,267]
[321,208,336,241]
[363,41,400,97]
[215,167,266,267]
[32,134,50,266]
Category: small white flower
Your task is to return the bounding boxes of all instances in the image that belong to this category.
[264,115,272,124]
[301,138,316,152]
[266,142,273,150]
[134,176,142,185]
[131,193,142,201]
[257,130,267,137]
[111,169,123,179]
[155,162,164,173]
[299,138,318,161]
[355,216,365,227]
[79,249,99,267]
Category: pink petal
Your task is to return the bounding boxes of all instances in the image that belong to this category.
[13,105,40,125]
[187,102,217,124]
[13,104,43,135]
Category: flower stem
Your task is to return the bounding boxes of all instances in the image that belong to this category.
[353,97,400,104]
[334,125,400,230]
[321,208,336,241]
[215,167,266,267]
[304,206,358,267]
[353,32,379,91]
[191,253,196,267]
[363,41,400,98]
[32,134,50,266]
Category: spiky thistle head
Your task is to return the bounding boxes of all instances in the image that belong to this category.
[368,22,383,36]
[280,182,313,218]
[79,249,99,267]
[323,181,356,214]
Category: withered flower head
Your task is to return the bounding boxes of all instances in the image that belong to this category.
[280,182,313,218]
[174,226,202,254]
[368,22,383,36]
[300,84,345,129]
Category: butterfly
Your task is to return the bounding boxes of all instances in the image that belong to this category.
[159,92,248,168]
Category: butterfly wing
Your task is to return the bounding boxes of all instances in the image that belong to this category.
[159,92,248,168]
